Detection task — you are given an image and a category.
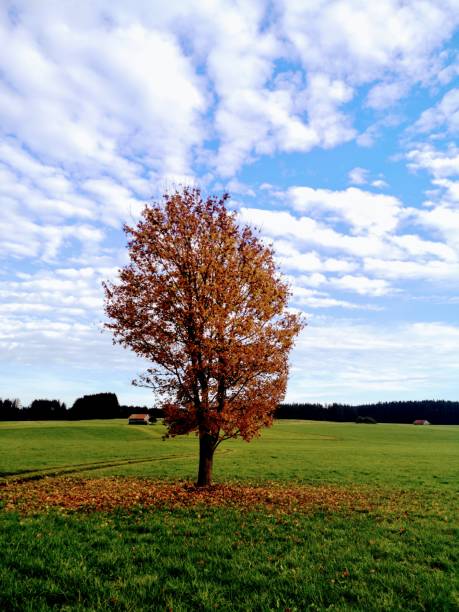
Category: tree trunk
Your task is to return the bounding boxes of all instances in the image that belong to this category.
[197,432,216,487]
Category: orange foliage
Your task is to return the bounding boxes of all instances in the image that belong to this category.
[103,188,304,484]
[1,477,376,515]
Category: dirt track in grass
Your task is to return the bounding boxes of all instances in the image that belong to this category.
[1,476,413,515]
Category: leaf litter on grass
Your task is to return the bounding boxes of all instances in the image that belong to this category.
[0,476,420,516]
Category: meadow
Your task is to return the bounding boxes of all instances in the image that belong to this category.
[1,419,458,610]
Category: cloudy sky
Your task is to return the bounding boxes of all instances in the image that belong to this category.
[1,0,459,407]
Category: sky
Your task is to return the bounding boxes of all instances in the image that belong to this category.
[1,0,459,408]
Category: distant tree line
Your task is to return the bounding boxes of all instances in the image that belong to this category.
[0,393,162,421]
[276,400,459,425]
[0,398,22,420]
[1,395,458,424]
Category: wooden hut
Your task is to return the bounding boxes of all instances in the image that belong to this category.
[128,413,150,425]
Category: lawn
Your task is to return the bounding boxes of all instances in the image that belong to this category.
[1,419,458,610]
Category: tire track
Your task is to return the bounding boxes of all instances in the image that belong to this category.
[0,448,234,485]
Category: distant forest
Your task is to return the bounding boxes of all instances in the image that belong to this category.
[0,393,163,422]
[276,400,459,425]
[1,393,458,424]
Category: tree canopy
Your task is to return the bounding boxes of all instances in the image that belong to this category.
[104,187,303,485]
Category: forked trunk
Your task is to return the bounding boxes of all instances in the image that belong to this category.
[197,432,216,487]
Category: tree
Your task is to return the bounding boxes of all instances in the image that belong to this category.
[0,398,21,421]
[103,187,303,486]
[28,399,67,420]
[70,393,120,420]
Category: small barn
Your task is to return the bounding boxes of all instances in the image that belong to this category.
[413,419,430,425]
[128,413,150,425]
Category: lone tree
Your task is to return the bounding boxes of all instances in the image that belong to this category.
[104,188,303,486]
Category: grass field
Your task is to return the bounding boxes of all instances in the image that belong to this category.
[1,419,458,610]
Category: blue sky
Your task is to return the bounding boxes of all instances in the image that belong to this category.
[1,1,458,407]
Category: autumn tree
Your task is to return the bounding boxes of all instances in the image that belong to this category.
[103,187,303,486]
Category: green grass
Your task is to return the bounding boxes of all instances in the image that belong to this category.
[1,419,458,489]
[1,506,458,611]
[0,420,193,479]
[1,419,458,610]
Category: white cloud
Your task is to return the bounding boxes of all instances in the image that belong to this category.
[293,272,393,297]
[406,144,459,177]
[366,80,408,109]
[279,0,459,84]
[0,313,152,404]
[288,186,402,235]
[414,87,459,134]
[224,179,256,197]
[348,167,368,185]
[356,113,402,148]
[348,168,388,189]
[239,206,391,258]
[416,206,459,249]
[272,241,357,273]
[82,178,144,227]
[1,0,458,186]
[303,72,356,148]
[0,267,115,319]
[391,233,457,260]
[364,257,459,280]
[330,275,393,297]
[405,174,459,252]
[0,17,206,175]
[0,199,104,261]
[371,179,388,189]
[294,273,328,288]
[287,319,459,402]
[430,178,459,202]
[291,286,376,310]
[0,142,97,221]
[240,176,459,294]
